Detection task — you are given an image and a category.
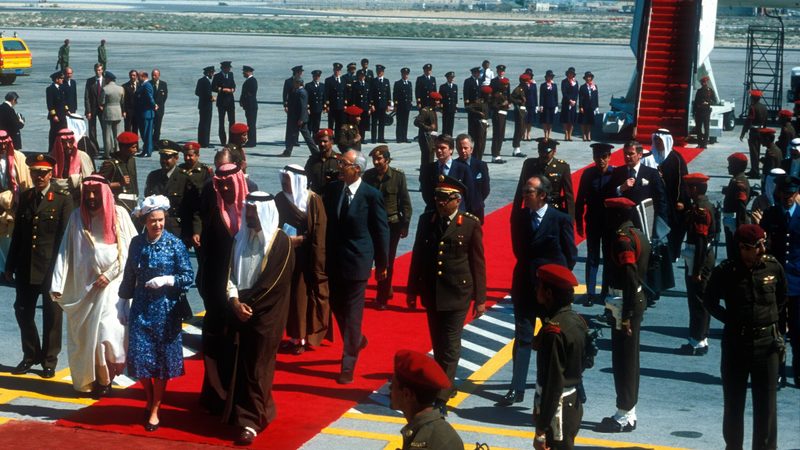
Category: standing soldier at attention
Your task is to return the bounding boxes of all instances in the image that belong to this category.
[324,63,345,138]
[57,39,70,72]
[306,70,325,136]
[414,92,441,172]
[739,89,768,178]
[99,132,139,212]
[415,63,436,109]
[304,129,339,194]
[438,71,458,138]
[195,65,215,148]
[758,128,783,179]
[338,105,363,152]
[97,39,107,69]
[704,224,785,450]
[466,86,492,161]
[514,139,574,219]
[239,65,258,148]
[510,74,530,158]
[393,67,413,143]
[177,141,212,247]
[369,65,391,144]
[362,146,411,310]
[596,197,650,433]
[679,173,716,356]
[693,76,716,148]
[489,78,511,165]
[721,152,751,261]
[532,264,588,450]
[211,61,236,146]
[348,70,371,140]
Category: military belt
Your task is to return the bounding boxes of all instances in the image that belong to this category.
[738,323,775,337]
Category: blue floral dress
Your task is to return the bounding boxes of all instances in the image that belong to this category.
[120,231,193,379]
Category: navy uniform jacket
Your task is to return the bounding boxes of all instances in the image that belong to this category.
[287,87,310,123]
[46,83,67,123]
[579,83,599,114]
[153,79,168,109]
[439,82,458,114]
[393,79,413,110]
[306,80,325,114]
[0,102,23,149]
[348,80,370,110]
[282,77,294,109]
[761,204,800,269]
[324,75,345,111]
[323,180,389,281]
[561,79,579,109]
[195,76,214,110]
[211,71,236,108]
[462,156,490,219]
[122,80,138,113]
[606,164,668,223]
[463,76,481,106]
[539,82,559,108]
[419,159,477,214]
[575,165,614,235]
[415,75,437,106]
[370,77,391,111]
[61,78,78,113]
[239,76,258,112]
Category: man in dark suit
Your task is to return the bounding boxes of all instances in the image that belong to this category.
[6,154,73,378]
[324,63,345,139]
[84,63,105,157]
[151,69,168,143]
[283,65,303,112]
[61,67,78,117]
[322,149,389,385]
[393,67,413,143]
[606,141,668,230]
[306,70,325,136]
[212,61,236,145]
[135,71,156,157]
[369,65,391,144]
[46,71,67,150]
[359,58,374,84]
[282,78,318,158]
[419,134,476,215]
[500,174,577,407]
[239,65,258,148]
[0,92,24,149]
[415,64,436,108]
[464,67,482,151]
[407,175,486,415]
[122,69,139,134]
[439,72,458,137]
[456,133,489,223]
[349,70,371,140]
[195,65,215,148]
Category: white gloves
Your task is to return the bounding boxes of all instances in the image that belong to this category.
[519,106,527,111]
[536,106,543,113]
[480,119,490,126]
[117,297,131,325]
[594,108,600,115]
[429,131,439,137]
[555,106,560,114]
[145,275,175,289]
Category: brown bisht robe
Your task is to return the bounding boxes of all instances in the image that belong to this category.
[275,190,331,346]
[223,231,294,432]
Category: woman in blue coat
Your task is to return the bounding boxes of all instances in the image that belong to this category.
[524,68,538,141]
[560,67,579,141]
[579,71,600,141]
[538,70,558,141]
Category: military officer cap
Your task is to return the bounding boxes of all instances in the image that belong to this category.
[590,142,614,156]
[583,71,594,80]
[291,65,303,73]
[778,109,793,119]
[220,61,232,69]
[117,131,139,146]
[429,91,442,101]
[311,69,322,76]
[537,137,559,152]
[682,172,710,185]
[26,153,56,171]
[750,89,763,98]
[776,175,800,194]
[50,71,64,81]
[356,69,366,78]
[435,175,466,196]
[735,224,766,247]
[315,128,335,141]
[347,62,357,69]
[369,145,391,160]
[537,264,578,290]
[545,70,555,79]
[157,139,182,155]
[183,141,201,152]
[423,63,432,71]
[480,85,493,95]
[525,68,534,76]
[566,67,576,76]
[333,62,343,70]
[727,152,748,163]
[470,67,481,74]
[443,71,454,79]
[230,123,249,134]
[401,67,410,75]
[361,58,369,64]
[375,64,385,72]
[203,65,215,73]
[394,349,451,391]
[105,71,116,81]
[344,105,364,117]
[496,64,506,72]
[604,197,636,210]
[243,65,254,73]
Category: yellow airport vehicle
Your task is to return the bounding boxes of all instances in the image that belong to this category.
[0,33,32,85]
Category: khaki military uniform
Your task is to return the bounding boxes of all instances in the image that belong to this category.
[98,154,138,212]
[144,167,185,237]
[337,123,361,152]
[414,106,438,171]
[304,152,340,194]
[514,156,575,218]
[510,83,528,149]
[175,162,212,240]
[740,101,768,176]
[722,173,750,260]
[399,409,463,450]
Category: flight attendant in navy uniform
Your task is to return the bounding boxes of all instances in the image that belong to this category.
[369,65,391,144]
[579,71,599,142]
[539,70,558,141]
[324,63,345,140]
[560,67,579,142]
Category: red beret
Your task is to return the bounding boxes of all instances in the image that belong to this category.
[480,86,493,94]
[750,89,763,98]
[734,224,766,246]
[500,78,510,85]
[429,92,443,101]
[604,197,636,209]
[727,152,748,163]
[519,74,532,82]
[778,109,793,118]
[315,128,334,140]
[683,172,709,184]
[117,131,139,145]
[757,128,776,135]
[230,122,249,134]
[344,105,364,116]
[536,264,578,290]
[183,141,201,151]
[700,75,710,82]
[394,349,450,390]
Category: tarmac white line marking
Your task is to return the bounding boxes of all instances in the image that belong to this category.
[457,358,482,372]
[479,314,516,331]
[461,339,498,358]
[463,324,511,344]
[113,374,136,388]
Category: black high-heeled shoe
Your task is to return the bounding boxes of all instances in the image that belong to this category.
[144,421,160,432]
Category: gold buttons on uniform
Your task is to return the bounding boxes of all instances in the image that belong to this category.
[438,261,443,266]
[438,251,443,255]
[437,271,442,276]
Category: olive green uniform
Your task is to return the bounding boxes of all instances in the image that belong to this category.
[739,100,768,176]
[413,106,438,171]
[399,409,463,450]
[144,167,184,237]
[98,154,138,212]
[304,152,339,194]
[514,156,575,218]
[337,123,360,152]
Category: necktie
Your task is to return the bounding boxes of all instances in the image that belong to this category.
[628,167,636,179]
[97,78,101,98]
[439,162,446,175]
[532,212,541,231]
[339,187,350,218]
[439,217,450,235]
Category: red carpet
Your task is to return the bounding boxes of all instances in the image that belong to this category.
[55,146,701,448]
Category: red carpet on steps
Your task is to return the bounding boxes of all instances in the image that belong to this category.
[54,146,701,448]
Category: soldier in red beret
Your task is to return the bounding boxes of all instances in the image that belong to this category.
[679,173,716,356]
[758,128,783,178]
[721,153,751,262]
[305,128,339,194]
[98,131,140,212]
[740,89,769,178]
[414,92,440,172]
[390,349,463,449]
[488,78,511,164]
[532,264,587,450]
[338,105,363,152]
[693,75,717,148]
[595,196,650,433]
[705,223,786,450]
[777,109,796,159]
[225,122,249,171]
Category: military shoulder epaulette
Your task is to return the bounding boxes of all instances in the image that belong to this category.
[393,167,404,174]
[762,254,778,263]
[556,159,566,164]
[460,212,479,223]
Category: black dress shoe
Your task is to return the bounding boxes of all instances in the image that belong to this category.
[280,150,292,157]
[595,416,636,433]
[337,371,354,385]
[234,428,257,446]
[144,421,160,432]
[359,335,369,351]
[512,152,527,158]
[582,294,597,307]
[92,382,112,398]
[41,367,55,379]
[496,389,524,406]
[376,301,387,311]
[11,360,36,375]
[678,344,708,356]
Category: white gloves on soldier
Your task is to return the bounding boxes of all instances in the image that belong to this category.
[145,275,175,289]
[555,106,560,114]
[536,106,543,113]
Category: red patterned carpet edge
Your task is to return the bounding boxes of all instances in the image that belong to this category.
[52,145,701,449]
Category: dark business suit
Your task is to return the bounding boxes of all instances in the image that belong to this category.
[0,102,23,149]
[84,75,105,157]
[462,156,490,223]
[212,70,236,145]
[285,87,317,156]
[62,78,78,114]
[419,159,477,215]
[575,165,615,297]
[509,204,576,393]
[439,82,458,137]
[195,75,214,147]
[152,79,168,142]
[323,180,389,374]
[46,83,67,150]
[369,76,391,143]
[606,164,668,227]
[415,75,437,107]
[324,75,345,138]
[121,79,138,134]
[306,80,325,136]
[393,78,413,142]
[239,76,258,146]
[6,186,73,370]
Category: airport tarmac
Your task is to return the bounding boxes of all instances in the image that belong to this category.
[0,28,797,449]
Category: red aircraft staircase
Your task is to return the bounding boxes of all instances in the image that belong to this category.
[634,0,698,144]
